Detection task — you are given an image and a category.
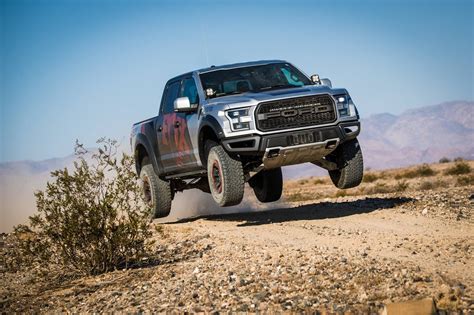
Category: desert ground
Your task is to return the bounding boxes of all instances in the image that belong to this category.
[1,160,473,313]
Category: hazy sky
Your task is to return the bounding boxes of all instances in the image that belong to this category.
[0,0,472,162]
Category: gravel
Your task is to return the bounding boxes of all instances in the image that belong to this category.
[1,181,473,313]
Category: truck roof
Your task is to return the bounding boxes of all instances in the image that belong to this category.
[166,59,292,85]
[196,59,287,74]
[168,60,288,83]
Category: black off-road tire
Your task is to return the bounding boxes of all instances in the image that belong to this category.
[206,143,245,206]
[328,138,364,189]
[140,164,172,218]
[249,167,283,203]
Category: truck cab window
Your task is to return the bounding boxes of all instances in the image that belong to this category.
[180,78,199,105]
[162,81,180,113]
[281,67,304,86]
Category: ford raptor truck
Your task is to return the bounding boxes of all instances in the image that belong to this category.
[131,60,363,218]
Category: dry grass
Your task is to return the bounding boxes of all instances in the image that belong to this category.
[283,160,473,203]
[456,174,474,186]
[285,192,314,202]
[419,180,445,191]
[363,173,379,183]
[395,180,409,192]
[334,190,347,197]
[363,183,391,195]
[395,164,436,179]
[444,161,471,176]
[313,178,326,185]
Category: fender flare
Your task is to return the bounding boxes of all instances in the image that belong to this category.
[133,133,163,176]
[197,115,225,164]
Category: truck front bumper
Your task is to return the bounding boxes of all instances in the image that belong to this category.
[221,121,360,169]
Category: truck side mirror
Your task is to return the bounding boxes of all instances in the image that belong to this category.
[174,97,196,113]
[321,78,332,88]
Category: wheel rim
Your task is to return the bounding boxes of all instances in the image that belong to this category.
[211,160,223,193]
[142,175,152,205]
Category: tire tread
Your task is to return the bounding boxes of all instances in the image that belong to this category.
[329,139,364,189]
[141,164,172,218]
[207,144,244,206]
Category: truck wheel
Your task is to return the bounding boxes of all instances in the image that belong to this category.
[207,144,245,206]
[140,164,172,218]
[249,168,283,203]
[328,138,364,189]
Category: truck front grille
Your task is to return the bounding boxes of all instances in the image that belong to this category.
[255,94,337,132]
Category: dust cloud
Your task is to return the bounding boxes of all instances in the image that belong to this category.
[157,187,285,223]
[0,169,288,233]
[0,172,49,233]
[0,141,291,232]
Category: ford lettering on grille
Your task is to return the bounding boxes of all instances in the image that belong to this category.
[257,104,331,120]
[255,94,336,131]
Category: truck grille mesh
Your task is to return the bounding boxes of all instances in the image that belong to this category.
[255,94,336,131]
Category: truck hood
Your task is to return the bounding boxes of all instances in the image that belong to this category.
[204,85,348,109]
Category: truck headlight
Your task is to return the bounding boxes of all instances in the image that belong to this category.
[335,95,357,117]
[226,108,251,131]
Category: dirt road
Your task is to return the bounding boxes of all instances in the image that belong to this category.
[158,186,473,312]
[176,193,473,290]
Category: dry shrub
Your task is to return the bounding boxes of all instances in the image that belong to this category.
[334,190,348,197]
[298,179,309,185]
[395,164,436,179]
[364,183,392,195]
[363,173,379,183]
[456,175,474,186]
[286,192,313,202]
[419,180,444,191]
[444,161,471,176]
[313,178,326,185]
[395,180,409,192]
[3,138,153,275]
[439,157,451,163]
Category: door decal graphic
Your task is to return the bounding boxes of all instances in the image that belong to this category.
[162,113,192,166]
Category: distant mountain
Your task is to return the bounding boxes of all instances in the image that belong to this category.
[358,100,473,169]
[0,101,473,232]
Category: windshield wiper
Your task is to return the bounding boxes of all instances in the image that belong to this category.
[259,84,294,91]
[215,90,244,97]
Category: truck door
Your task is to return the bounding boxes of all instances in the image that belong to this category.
[172,76,200,171]
[156,80,180,171]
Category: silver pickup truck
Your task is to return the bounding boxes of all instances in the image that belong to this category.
[131,60,363,218]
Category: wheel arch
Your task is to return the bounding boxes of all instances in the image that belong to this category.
[134,134,162,176]
[198,116,225,166]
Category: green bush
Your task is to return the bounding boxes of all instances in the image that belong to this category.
[444,161,471,176]
[5,138,153,275]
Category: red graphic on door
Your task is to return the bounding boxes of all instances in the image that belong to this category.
[162,113,191,166]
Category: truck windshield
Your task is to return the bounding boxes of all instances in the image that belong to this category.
[199,62,312,98]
